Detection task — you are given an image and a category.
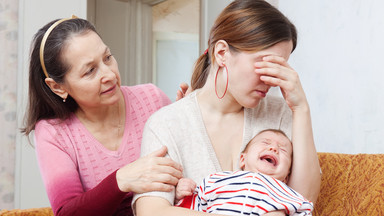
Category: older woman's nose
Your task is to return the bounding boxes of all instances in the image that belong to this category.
[100,65,116,82]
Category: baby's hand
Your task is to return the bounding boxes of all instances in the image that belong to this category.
[175,178,197,202]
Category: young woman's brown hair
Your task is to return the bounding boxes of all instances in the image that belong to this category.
[191,0,297,90]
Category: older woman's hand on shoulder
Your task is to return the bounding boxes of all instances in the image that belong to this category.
[176,83,191,101]
[116,146,183,193]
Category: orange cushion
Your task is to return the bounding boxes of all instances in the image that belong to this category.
[314,153,384,215]
[0,207,53,216]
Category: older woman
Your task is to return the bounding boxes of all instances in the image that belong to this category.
[22,17,183,216]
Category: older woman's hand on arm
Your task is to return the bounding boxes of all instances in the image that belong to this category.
[116,146,183,193]
[255,55,321,203]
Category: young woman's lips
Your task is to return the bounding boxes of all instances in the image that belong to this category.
[101,85,116,94]
[255,90,267,98]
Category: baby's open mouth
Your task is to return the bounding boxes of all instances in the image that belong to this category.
[260,155,277,166]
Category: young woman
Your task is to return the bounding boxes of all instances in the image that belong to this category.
[134,1,321,215]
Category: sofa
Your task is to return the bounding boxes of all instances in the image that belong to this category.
[0,207,53,216]
[313,152,384,215]
[1,152,384,216]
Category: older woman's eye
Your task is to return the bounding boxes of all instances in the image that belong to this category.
[86,68,95,75]
[105,54,113,62]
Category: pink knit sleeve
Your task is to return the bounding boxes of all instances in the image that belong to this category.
[149,83,172,107]
[35,121,127,216]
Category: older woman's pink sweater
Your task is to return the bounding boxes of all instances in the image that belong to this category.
[34,84,171,216]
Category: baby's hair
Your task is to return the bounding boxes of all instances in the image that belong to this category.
[242,129,290,153]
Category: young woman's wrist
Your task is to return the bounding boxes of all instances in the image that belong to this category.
[291,101,310,114]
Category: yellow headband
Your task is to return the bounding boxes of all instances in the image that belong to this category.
[39,15,78,78]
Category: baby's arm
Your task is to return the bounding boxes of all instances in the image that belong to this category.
[175,178,197,204]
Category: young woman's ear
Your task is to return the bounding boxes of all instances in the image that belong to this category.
[45,78,68,101]
[239,153,246,170]
[214,40,230,67]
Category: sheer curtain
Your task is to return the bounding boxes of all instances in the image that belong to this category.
[0,0,18,209]
[92,0,165,85]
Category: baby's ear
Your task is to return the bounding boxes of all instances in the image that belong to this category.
[239,153,246,170]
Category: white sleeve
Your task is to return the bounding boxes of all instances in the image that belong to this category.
[132,115,180,207]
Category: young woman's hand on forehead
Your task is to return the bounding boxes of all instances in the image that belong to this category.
[254,55,308,112]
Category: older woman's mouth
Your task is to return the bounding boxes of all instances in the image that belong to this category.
[101,84,117,94]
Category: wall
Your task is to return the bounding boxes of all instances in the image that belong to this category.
[152,0,199,100]
[153,0,199,34]
[278,0,384,153]
[200,0,232,52]
[14,0,87,209]
[0,0,18,209]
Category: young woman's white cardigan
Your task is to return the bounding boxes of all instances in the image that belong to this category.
[132,90,292,206]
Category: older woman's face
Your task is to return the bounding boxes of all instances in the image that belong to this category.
[225,41,293,108]
[60,31,122,109]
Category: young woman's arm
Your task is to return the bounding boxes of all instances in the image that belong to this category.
[288,105,321,203]
[255,55,321,203]
[136,196,289,216]
[136,196,224,216]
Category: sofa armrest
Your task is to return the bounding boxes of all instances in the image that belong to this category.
[0,207,53,216]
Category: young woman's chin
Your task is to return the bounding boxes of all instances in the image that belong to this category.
[241,98,262,109]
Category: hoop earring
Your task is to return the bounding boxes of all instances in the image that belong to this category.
[214,65,229,99]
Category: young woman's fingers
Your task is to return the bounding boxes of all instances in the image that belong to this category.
[260,75,286,88]
[262,55,291,67]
